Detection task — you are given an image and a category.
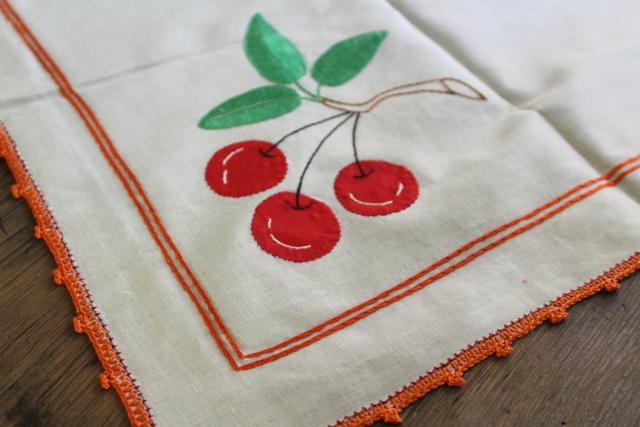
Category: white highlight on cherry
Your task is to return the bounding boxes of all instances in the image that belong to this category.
[348,193,392,206]
[266,217,312,250]
[348,182,403,206]
[221,147,244,186]
[222,147,244,165]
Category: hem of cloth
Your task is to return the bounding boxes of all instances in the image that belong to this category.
[0,124,154,427]
[333,251,640,426]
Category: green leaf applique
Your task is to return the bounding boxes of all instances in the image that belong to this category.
[244,13,306,84]
[198,85,302,129]
[311,31,388,87]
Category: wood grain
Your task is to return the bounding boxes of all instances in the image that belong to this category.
[0,159,638,427]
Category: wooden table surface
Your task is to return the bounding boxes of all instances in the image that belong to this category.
[1,159,639,427]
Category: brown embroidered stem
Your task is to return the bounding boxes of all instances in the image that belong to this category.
[321,77,486,113]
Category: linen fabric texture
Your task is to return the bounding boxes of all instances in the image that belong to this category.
[1,0,639,425]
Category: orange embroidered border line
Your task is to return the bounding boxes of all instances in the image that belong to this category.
[0,0,243,370]
[3,0,640,371]
[333,252,640,426]
[0,125,154,427]
[240,154,640,360]
[234,160,640,370]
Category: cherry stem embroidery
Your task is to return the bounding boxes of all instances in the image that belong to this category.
[261,111,350,157]
[292,112,355,209]
[351,113,368,178]
[200,15,491,262]
[320,77,486,113]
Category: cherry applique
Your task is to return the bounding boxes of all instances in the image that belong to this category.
[334,160,419,216]
[205,140,286,197]
[199,15,488,262]
[203,113,419,262]
[251,192,340,262]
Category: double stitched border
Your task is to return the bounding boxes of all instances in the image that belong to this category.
[2,0,640,372]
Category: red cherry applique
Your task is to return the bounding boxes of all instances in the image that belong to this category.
[197,17,489,264]
[334,160,419,216]
[251,192,341,262]
[205,140,287,197]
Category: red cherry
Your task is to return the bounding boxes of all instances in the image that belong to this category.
[334,160,419,216]
[205,140,287,197]
[251,192,341,262]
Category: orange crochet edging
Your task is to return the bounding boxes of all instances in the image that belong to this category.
[0,126,154,427]
[3,0,640,371]
[333,252,640,426]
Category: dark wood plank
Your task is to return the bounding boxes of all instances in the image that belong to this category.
[0,158,638,427]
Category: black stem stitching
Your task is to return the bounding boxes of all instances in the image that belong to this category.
[293,113,355,209]
[351,113,370,178]
[261,111,350,157]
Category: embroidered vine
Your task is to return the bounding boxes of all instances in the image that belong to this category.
[199,13,486,262]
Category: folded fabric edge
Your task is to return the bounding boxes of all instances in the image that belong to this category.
[333,252,639,426]
[0,125,154,427]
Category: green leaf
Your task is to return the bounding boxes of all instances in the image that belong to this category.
[311,31,388,87]
[198,85,301,129]
[244,13,306,84]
